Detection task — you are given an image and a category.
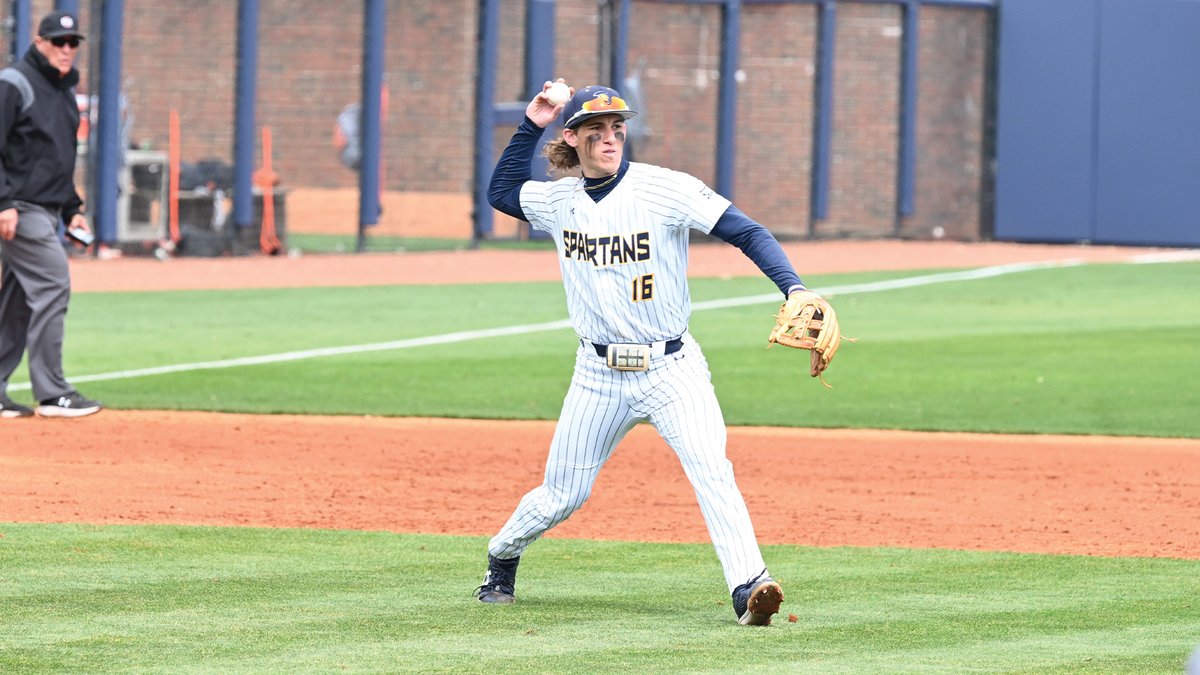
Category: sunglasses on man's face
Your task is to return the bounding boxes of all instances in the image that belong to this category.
[49,36,81,49]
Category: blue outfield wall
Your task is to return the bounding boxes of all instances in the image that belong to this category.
[994,0,1200,247]
[1094,0,1200,246]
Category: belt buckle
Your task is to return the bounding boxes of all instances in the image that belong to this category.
[606,343,650,372]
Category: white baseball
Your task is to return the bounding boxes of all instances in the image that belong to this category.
[545,82,570,106]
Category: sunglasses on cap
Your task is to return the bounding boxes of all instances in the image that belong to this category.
[49,36,81,48]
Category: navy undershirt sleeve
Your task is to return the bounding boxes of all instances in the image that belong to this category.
[710,205,805,296]
[487,117,546,221]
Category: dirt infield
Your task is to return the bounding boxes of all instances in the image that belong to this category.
[3,239,1198,559]
[65,239,1186,292]
[3,413,1198,559]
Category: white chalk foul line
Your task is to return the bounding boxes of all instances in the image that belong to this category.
[7,253,1191,391]
[1129,249,1200,264]
[7,320,575,391]
[692,257,1086,310]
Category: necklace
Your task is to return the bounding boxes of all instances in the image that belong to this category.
[582,172,619,191]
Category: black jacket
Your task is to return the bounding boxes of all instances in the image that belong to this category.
[0,45,84,220]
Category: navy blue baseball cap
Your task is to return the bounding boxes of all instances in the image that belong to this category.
[38,11,85,39]
[561,85,638,129]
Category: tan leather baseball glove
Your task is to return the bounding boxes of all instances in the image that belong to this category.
[767,290,849,387]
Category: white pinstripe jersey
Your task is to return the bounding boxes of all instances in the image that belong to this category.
[520,162,731,344]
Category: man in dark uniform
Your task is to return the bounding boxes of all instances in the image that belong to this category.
[0,10,102,419]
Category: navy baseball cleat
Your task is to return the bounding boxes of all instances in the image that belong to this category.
[732,571,784,626]
[475,554,519,604]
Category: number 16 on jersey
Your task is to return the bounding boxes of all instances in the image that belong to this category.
[632,274,654,301]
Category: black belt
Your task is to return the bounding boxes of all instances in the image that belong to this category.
[591,338,683,359]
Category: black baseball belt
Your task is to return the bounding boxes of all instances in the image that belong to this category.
[589,337,684,359]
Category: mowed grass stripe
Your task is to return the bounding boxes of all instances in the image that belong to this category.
[2,525,1198,673]
[14,262,1043,391]
[775,626,1200,674]
[22,262,1191,436]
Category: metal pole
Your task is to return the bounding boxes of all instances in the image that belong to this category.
[472,0,501,244]
[358,0,386,252]
[611,0,630,89]
[93,0,123,245]
[525,0,555,194]
[524,0,554,97]
[232,0,258,230]
[896,0,919,226]
[612,0,631,158]
[10,0,30,65]
[810,0,836,230]
[716,0,740,199]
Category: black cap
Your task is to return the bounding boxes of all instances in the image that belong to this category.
[38,11,85,40]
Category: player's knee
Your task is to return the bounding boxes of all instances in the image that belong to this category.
[541,489,591,525]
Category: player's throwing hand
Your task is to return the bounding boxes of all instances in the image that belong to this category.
[526,79,573,128]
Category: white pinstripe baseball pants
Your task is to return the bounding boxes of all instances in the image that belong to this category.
[488,335,768,592]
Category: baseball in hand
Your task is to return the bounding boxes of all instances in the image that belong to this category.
[545,82,570,106]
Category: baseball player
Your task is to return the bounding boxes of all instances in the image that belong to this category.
[476,81,812,626]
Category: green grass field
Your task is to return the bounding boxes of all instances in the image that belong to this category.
[3,257,1199,672]
[2,526,1197,673]
[23,259,1200,437]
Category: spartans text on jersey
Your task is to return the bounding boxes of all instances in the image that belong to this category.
[563,230,651,267]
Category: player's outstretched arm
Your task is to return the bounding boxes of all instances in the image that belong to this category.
[710,205,804,297]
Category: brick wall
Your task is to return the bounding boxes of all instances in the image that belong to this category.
[3,0,993,241]
[735,3,819,238]
[908,6,991,241]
